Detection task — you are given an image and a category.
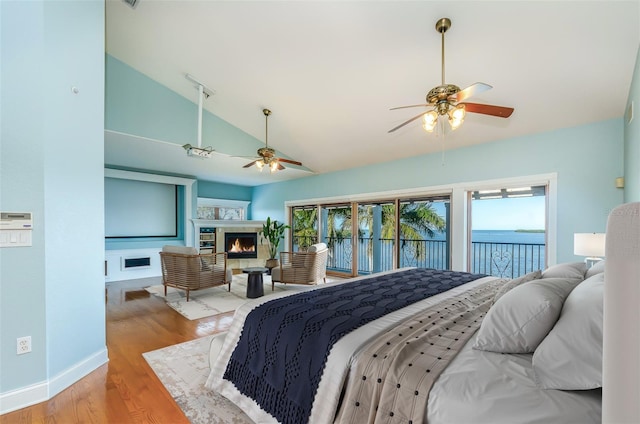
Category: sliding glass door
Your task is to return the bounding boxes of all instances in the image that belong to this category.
[291,205,318,251]
[398,198,450,269]
[321,204,353,275]
[357,202,396,274]
[289,195,450,277]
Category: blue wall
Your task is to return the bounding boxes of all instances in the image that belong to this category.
[252,119,625,264]
[1,0,106,405]
[198,180,253,202]
[106,54,266,157]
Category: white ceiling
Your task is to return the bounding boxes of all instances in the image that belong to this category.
[105,0,640,187]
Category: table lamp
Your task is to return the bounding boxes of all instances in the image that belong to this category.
[574,233,606,268]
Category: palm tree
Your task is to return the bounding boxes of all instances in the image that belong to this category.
[292,207,318,250]
[357,201,446,264]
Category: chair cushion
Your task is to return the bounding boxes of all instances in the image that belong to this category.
[304,243,328,267]
[307,243,327,253]
[162,245,198,255]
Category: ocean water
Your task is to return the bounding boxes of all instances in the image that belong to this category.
[461,229,544,244]
[325,229,546,278]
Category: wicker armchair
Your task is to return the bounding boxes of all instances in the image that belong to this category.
[159,246,231,301]
[271,242,328,290]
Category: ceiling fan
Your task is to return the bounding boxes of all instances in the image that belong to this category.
[243,109,303,173]
[388,17,514,134]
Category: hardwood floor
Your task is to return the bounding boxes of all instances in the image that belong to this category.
[0,277,234,424]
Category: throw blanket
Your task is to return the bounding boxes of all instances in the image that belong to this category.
[335,278,502,424]
[223,268,486,424]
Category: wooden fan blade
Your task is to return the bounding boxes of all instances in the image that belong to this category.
[390,104,430,111]
[278,163,286,171]
[243,160,257,168]
[278,158,303,166]
[461,102,514,118]
[388,111,427,133]
[450,82,492,102]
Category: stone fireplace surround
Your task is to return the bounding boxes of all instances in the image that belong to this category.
[191,219,269,270]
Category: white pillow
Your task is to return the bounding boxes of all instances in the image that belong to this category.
[492,270,542,304]
[541,262,586,280]
[473,277,582,353]
[584,260,605,279]
[532,273,604,390]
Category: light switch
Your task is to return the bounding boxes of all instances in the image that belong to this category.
[0,230,32,247]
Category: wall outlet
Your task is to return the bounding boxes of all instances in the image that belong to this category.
[17,336,31,355]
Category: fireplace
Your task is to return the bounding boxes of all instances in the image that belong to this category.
[224,232,258,259]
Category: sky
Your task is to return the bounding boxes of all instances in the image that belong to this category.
[471,196,546,230]
[430,195,546,231]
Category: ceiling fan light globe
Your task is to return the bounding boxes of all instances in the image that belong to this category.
[450,104,465,121]
[422,110,438,132]
[448,104,466,130]
[449,115,464,130]
[256,159,265,171]
[269,159,279,173]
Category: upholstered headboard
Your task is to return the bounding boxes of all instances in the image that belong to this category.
[603,202,640,423]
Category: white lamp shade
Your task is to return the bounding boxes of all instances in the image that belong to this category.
[574,233,606,257]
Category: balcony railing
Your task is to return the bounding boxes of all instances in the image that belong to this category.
[293,236,545,278]
[470,241,545,278]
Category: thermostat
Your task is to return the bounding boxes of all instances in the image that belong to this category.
[0,212,33,247]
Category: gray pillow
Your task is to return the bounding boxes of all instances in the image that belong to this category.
[492,270,542,304]
[532,273,604,390]
[541,262,586,280]
[473,277,582,353]
[584,260,605,279]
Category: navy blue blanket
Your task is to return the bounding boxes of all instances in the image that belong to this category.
[223,268,485,424]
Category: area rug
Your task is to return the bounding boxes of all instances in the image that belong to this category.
[143,335,253,424]
[145,274,328,320]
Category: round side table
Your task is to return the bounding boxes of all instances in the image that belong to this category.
[242,267,268,298]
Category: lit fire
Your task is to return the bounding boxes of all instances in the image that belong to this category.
[229,238,255,253]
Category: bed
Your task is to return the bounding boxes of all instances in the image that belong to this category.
[205,262,604,424]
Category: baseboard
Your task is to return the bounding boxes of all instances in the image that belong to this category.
[0,348,109,415]
[0,381,48,416]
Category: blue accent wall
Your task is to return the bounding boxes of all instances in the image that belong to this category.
[106,54,267,157]
[1,0,106,401]
[198,180,253,201]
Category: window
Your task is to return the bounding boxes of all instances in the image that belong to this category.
[197,198,249,220]
[468,185,547,278]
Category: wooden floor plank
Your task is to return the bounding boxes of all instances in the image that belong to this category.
[0,279,234,424]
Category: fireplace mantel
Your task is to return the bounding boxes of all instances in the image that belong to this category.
[191,219,265,229]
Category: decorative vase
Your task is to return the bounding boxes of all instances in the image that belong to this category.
[265,258,279,274]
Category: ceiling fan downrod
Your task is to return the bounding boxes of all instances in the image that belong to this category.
[435,17,451,86]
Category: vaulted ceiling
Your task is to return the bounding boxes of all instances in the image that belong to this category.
[105,1,639,186]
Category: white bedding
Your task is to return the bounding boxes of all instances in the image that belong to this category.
[206,269,601,423]
[428,339,601,424]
